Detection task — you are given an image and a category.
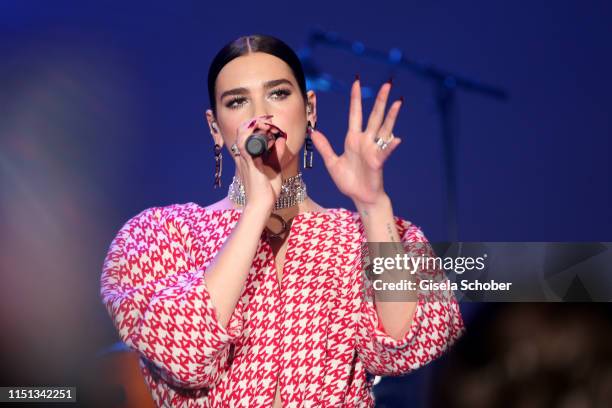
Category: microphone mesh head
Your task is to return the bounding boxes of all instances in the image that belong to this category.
[246,135,266,156]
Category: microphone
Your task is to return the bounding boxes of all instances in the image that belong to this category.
[245,133,273,157]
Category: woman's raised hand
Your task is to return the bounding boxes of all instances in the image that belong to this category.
[310,77,403,207]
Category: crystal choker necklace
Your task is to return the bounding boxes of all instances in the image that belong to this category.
[228,172,308,210]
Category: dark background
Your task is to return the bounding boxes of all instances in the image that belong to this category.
[1,1,610,406]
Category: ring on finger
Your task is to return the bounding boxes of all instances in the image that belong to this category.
[374,133,394,150]
[230,143,240,156]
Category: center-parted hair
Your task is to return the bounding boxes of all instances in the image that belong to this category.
[207,34,308,116]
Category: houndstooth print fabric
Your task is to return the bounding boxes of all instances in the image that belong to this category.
[100,202,465,407]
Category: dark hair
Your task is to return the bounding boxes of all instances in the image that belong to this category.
[207,34,308,117]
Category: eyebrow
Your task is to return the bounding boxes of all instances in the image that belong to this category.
[219,78,294,100]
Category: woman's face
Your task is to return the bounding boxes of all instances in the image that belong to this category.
[207,52,316,169]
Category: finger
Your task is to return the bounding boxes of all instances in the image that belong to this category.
[263,122,287,139]
[236,119,272,148]
[234,143,254,167]
[250,121,273,138]
[231,149,241,166]
[231,145,248,169]
[378,137,402,161]
[261,145,281,174]
[246,114,274,128]
[378,98,403,139]
[365,81,392,135]
[238,115,274,137]
[234,130,257,165]
[235,146,265,175]
[348,76,363,132]
[310,129,338,168]
[234,117,276,167]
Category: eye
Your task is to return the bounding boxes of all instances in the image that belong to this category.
[225,97,247,109]
[269,88,291,100]
[225,89,291,109]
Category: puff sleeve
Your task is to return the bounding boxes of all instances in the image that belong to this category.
[355,219,465,376]
[100,207,243,389]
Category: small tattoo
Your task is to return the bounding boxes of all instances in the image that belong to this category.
[387,223,403,249]
[386,222,398,242]
[386,222,403,253]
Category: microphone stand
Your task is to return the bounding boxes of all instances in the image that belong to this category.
[305,28,509,241]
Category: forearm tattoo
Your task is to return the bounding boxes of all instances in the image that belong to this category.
[386,222,398,242]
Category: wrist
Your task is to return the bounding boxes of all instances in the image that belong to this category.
[243,202,272,217]
[354,193,392,216]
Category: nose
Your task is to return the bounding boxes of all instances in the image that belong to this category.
[250,98,272,120]
[252,110,272,122]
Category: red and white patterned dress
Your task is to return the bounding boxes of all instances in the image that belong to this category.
[100,202,465,407]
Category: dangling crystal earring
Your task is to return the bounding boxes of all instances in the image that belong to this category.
[214,143,222,188]
[303,120,314,169]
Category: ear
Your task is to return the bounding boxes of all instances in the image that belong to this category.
[306,90,317,127]
[205,109,224,146]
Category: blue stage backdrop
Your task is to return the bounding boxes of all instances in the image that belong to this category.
[0,1,610,406]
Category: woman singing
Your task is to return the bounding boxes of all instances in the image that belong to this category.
[100,34,465,407]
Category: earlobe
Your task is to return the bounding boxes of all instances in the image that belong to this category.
[306,102,315,118]
[205,109,218,133]
[208,120,223,147]
[306,91,317,124]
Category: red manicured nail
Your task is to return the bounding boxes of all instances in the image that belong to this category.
[387,77,393,85]
[355,73,360,82]
[399,96,404,104]
[248,120,256,128]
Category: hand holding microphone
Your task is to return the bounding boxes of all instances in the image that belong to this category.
[245,123,286,157]
[230,115,286,213]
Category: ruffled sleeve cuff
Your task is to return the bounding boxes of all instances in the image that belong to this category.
[362,297,425,352]
[200,275,244,343]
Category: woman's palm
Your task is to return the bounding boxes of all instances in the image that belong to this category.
[311,78,403,205]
